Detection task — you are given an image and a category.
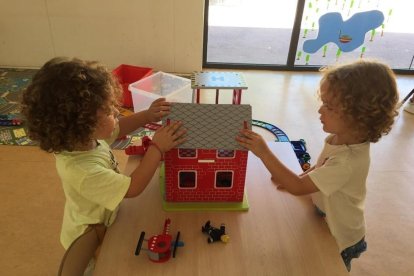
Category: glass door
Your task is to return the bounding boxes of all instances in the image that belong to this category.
[204,0,414,73]
[296,0,414,71]
[204,0,299,67]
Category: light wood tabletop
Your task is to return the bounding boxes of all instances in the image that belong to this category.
[94,142,348,275]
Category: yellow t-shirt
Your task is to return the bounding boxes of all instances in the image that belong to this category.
[55,126,130,249]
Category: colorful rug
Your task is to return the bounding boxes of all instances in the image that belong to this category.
[0,68,152,149]
[0,68,37,146]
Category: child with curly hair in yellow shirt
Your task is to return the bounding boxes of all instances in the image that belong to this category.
[21,57,186,252]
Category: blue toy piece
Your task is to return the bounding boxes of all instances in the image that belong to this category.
[290,139,311,171]
[252,120,311,171]
[0,114,22,126]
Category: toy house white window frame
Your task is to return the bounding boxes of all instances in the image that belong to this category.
[214,170,234,189]
[178,170,197,189]
[178,148,197,158]
[216,149,235,158]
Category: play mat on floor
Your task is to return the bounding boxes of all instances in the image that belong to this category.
[0,68,293,149]
[0,68,152,148]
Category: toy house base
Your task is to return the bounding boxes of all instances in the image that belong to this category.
[159,164,249,211]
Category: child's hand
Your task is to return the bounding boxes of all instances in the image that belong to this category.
[146,98,171,122]
[236,129,270,158]
[151,121,186,152]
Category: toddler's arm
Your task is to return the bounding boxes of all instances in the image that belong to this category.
[124,121,186,197]
[118,98,170,138]
[236,129,319,196]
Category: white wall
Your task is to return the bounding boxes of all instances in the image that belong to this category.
[0,0,204,72]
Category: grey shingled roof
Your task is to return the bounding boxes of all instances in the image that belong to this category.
[164,103,251,150]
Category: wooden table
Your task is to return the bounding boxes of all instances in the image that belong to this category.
[94,142,348,275]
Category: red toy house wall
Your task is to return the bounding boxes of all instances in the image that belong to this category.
[164,149,248,202]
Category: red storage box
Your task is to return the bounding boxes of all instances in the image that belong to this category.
[112,64,153,108]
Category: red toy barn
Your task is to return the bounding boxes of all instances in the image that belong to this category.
[163,103,252,202]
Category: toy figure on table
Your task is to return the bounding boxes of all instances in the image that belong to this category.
[202,220,229,244]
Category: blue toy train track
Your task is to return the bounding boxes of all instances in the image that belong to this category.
[252,119,311,171]
[252,119,290,142]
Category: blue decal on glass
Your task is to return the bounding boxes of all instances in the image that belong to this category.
[303,10,384,53]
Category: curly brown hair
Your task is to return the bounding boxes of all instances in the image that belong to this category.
[21,57,122,153]
[319,59,399,143]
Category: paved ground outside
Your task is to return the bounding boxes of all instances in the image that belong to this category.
[207,26,414,70]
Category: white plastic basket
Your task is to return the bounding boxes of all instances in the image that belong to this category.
[129,72,192,113]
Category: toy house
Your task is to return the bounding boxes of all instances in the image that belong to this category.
[163,103,252,203]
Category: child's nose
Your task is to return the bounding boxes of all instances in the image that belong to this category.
[318,106,323,114]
